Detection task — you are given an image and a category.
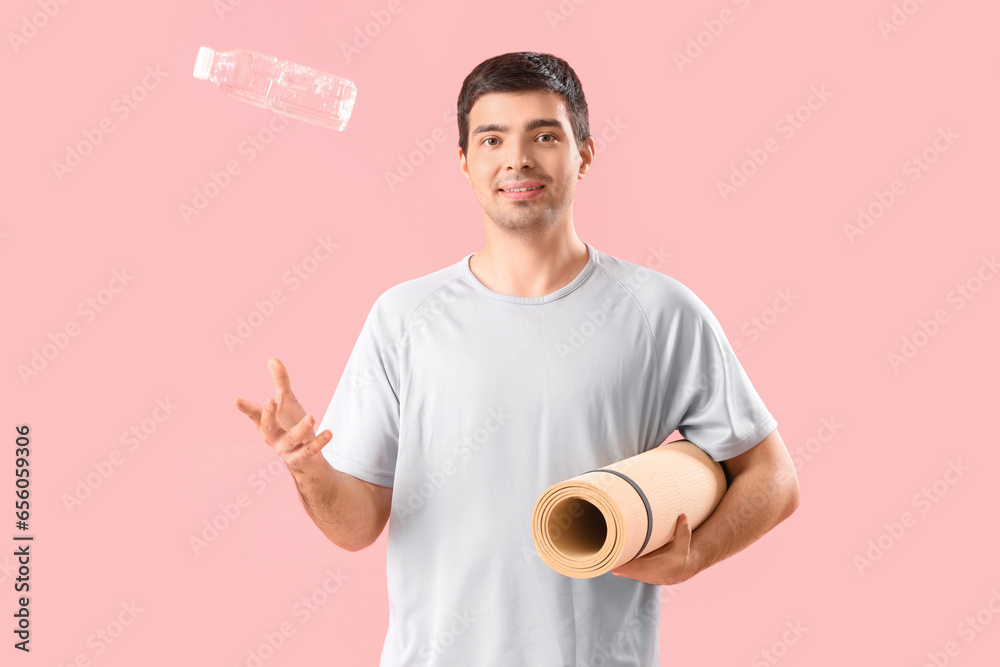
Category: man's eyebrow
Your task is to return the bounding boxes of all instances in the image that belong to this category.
[471,118,566,136]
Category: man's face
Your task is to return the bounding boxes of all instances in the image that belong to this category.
[459,90,594,237]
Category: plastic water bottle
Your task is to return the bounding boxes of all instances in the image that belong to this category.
[192,46,357,131]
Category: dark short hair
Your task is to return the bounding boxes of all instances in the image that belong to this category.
[457,52,590,156]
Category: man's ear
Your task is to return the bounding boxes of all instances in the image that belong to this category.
[459,146,472,185]
[579,136,596,179]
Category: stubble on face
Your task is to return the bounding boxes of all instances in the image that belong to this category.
[464,91,584,240]
[483,175,571,239]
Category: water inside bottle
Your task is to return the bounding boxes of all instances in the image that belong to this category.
[275,63,357,131]
[212,51,280,109]
[202,48,357,131]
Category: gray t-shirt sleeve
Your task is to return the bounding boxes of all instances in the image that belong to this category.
[660,281,777,462]
[314,294,399,487]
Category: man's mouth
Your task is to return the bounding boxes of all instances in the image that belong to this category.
[500,185,544,192]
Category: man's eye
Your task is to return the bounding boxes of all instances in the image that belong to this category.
[482,135,556,146]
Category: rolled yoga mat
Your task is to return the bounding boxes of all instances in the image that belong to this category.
[531,440,727,579]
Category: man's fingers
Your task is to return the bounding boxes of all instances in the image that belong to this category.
[677,514,692,544]
[233,398,262,427]
[268,358,294,401]
[260,397,281,441]
[302,429,332,458]
[288,412,317,445]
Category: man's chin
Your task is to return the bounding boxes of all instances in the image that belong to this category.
[486,213,554,233]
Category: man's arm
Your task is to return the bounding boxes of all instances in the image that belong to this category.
[288,453,393,553]
[234,358,395,552]
[611,428,799,585]
[687,427,799,573]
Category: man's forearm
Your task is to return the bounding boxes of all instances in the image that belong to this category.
[688,464,799,574]
[288,456,377,552]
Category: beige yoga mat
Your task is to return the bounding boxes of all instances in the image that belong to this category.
[531,440,727,579]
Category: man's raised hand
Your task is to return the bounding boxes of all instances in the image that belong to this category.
[233,357,332,472]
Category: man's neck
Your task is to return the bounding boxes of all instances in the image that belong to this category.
[469,234,589,298]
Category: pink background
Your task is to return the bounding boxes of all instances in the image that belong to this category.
[4,1,999,665]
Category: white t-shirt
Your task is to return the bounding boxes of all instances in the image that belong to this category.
[314,242,777,666]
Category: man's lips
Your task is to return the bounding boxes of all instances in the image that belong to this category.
[499,185,544,192]
[499,184,545,200]
[499,180,544,191]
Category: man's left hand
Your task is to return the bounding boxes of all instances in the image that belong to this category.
[610,513,699,585]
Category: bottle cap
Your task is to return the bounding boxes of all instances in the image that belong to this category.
[192,46,215,80]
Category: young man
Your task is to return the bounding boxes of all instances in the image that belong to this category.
[236,52,798,666]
